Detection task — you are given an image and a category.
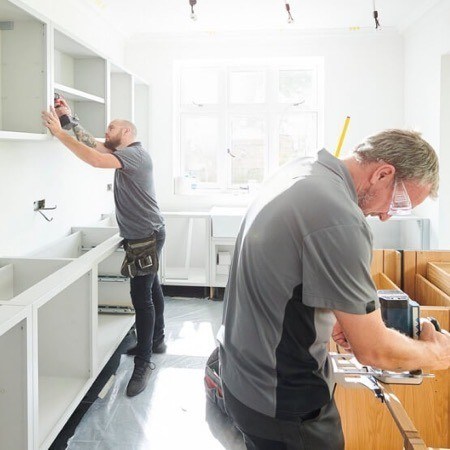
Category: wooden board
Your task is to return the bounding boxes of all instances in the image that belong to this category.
[427,263,450,297]
[416,274,450,307]
[371,250,402,287]
[403,251,450,300]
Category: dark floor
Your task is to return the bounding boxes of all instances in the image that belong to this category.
[49,287,228,450]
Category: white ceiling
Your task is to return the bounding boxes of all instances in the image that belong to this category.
[83,0,439,39]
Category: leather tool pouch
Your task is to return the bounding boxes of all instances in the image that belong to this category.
[120,234,158,278]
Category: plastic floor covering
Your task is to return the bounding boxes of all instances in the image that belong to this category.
[66,297,245,450]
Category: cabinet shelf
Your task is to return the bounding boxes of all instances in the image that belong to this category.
[97,314,134,368]
[54,83,105,104]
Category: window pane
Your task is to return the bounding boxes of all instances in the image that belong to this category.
[181,68,219,105]
[181,116,218,183]
[229,71,265,104]
[278,113,317,166]
[229,117,265,185]
[279,70,315,107]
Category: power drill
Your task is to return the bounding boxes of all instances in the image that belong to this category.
[378,289,441,376]
[54,93,79,130]
[378,290,421,339]
[378,289,441,335]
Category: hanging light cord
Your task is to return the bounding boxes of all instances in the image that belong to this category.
[189,0,197,19]
[285,1,294,23]
[373,0,380,29]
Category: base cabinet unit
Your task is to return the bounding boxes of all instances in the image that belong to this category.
[161,213,210,287]
[72,226,132,310]
[0,305,32,450]
[36,272,93,449]
[0,227,135,449]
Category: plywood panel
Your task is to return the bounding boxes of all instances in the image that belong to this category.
[416,274,450,307]
[384,250,401,288]
[428,263,450,297]
[404,251,450,299]
[371,250,385,277]
[403,251,418,299]
[376,272,400,290]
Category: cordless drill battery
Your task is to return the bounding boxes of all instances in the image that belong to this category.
[377,290,420,339]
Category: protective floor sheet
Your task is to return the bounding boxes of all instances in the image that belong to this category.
[67,297,245,450]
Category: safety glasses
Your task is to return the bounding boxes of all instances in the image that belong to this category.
[388,179,412,216]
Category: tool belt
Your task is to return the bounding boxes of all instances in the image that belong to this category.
[120,234,158,278]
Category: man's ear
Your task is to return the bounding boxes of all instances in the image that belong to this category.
[369,164,395,185]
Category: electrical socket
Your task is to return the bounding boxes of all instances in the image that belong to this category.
[33,199,46,210]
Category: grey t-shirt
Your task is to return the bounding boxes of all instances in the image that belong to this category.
[112,142,164,239]
[218,149,378,419]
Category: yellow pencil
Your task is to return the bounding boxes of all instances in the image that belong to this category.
[334,116,351,158]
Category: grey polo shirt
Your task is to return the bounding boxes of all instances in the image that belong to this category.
[112,142,164,239]
[218,149,379,419]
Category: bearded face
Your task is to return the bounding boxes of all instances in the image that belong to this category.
[104,135,122,151]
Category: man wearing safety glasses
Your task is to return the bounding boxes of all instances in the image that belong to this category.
[218,129,449,450]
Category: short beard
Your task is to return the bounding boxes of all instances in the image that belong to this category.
[358,189,375,215]
[104,137,120,151]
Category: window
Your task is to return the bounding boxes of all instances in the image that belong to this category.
[174,58,323,193]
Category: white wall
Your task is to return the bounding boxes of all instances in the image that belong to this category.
[125,30,404,212]
[0,0,125,256]
[403,0,450,248]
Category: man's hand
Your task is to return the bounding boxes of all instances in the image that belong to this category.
[42,106,64,137]
[418,318,450,371]
[332,321,352,352]
[54,96,72,118]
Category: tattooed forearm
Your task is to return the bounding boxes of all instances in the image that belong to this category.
[72,124,97,148]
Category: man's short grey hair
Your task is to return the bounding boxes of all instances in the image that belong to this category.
[353,129,439,198]
[116,119,137,139]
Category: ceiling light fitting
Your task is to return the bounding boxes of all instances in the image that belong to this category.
[285,1,294,24]
[372,0,381,29]
[189,0,197,21]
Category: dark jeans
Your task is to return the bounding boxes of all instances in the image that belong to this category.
[129,226,165,363]
[223,384,345,450]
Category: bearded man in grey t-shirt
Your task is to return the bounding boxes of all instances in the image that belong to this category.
[42,100,165,398]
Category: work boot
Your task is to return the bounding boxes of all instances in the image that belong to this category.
[126,340,167,356]
[126,360,154,397]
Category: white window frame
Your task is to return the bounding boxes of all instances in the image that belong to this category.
[173,57,324,195]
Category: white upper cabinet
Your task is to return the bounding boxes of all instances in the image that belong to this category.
[53,29,107,138]
[0,1,150,142]
[133,76,150,149]
[109,62,133,122]
[0,0,47,139]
